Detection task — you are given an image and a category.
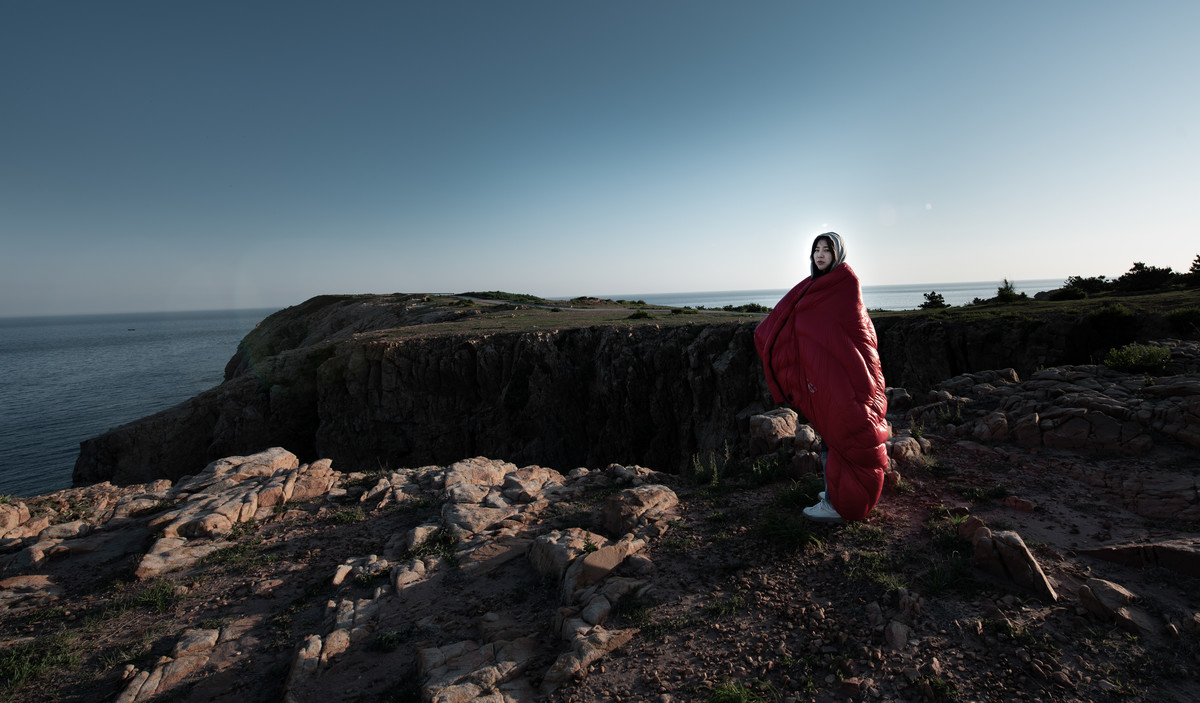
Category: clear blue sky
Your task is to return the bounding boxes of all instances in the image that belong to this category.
[2,1,1197,316]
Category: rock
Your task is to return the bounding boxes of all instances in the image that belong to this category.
[581,595,612,626]
[561,537,645,603]
[749,408,799,454]
[794,424,820,451]
[973,411,1009,442]
[1004,496,1036,512]
[886,387,913,412]
[540,626,636,694]
[971,529,1058,602]
[601,485,679,536]
[1081,539,1200,578]
[501,466,566,503]
[529,529,607,582]
[442,504,519,537]
[135,537,229,580]
[886,435,924,465]
[36,519,91,541]
[1077,578,1157,635]
[1078,578,1138,619]
[957,515,986,541]
[885,620,910,650]
[0,573,61,609]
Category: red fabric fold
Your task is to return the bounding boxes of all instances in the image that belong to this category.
[753,263,888,521]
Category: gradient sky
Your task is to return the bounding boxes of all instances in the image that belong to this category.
[2,1,1197,316]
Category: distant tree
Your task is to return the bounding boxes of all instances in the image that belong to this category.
[1187,254,1200,288]
[919,291,949,309]
[1114,262,1176,292]
[1064,275,1110,294]
[995,278,1028,303]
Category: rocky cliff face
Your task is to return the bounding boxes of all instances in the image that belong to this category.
[74,296,769,486]
[73,293,1196,487]
[874,302,1193,390]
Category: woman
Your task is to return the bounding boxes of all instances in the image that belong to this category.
[753,232,889,523]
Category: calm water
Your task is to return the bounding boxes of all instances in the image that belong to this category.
[1,278,1064,498]
[613,278,1065,311]
[0,309,277,497]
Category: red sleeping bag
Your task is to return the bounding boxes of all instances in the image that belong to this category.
[753,263,889,521]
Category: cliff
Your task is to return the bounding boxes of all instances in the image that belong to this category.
[73,296,769,486]
[73,290,1200,487]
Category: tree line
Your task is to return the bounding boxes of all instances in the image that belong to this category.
[920,255,1200,309]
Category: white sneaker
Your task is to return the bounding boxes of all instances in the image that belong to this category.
[803,498,843,524]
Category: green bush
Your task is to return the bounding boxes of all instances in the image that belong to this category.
[721,303,771,313]
[1167,307,1200,336]
[995,278,1027,303]
[1103,343,1170,374]
[919,291,949,309]
[1115,262,1177,292]
[627,309,654,320]
[1064,274,1111,294]
[1047,285,1088,301]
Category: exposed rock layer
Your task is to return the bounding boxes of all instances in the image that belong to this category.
[73,293,1199,487]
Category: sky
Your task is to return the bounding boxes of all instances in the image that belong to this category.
[2,1,1197,316]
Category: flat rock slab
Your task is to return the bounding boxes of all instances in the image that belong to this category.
[1081,539,1200,578]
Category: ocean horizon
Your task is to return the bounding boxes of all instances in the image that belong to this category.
[0,278,1066,497]
[602,277,1066,312]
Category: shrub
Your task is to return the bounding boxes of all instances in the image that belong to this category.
[627,309,653,320]
[1103,343,1170,374]
[1088,302,1139,348]
[919,291,949,309]
[995,278,1027,303]
[1064,275,1111,294]
[1047,285,1088,301]
[721,303,771,313]
[1114,262,1176,292]
[1168,307,1200,337]
[1187,254,1200,287]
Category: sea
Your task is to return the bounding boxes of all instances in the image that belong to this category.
[0,278,1063,498]
[0,308,278,498]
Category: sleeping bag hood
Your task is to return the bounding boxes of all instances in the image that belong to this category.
[753,250,889,521]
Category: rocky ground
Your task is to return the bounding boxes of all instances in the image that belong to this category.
[2,343,1199,703]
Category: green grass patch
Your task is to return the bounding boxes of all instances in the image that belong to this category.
[402,528,460,567]
[0,628,81,693]
[758,509,823,552]
[329,506,366,524]
[458,291,549,305]
[950,483,1008,505]
[705,678,779,703]
[202,539,279,573]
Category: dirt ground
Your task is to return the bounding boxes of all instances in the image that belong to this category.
[2,432,1198,703]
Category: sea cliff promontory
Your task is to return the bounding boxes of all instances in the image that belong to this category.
[4,289,1200,701]
[74,289,1200,488]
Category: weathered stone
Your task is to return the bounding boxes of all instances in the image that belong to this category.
[442,503,518,536]
[972,529,1058,602]
[601,485,678,536]
[173,628,220,657]
[501,466,566,503]
[1078,578,1138,620]
[561,538,645,603]
[540,626,636,694]
[1081,539,1200,578]
[444,457,515,490]
[973,411,1009,442]
[529,528,608,582]
[885,620,910,650]
[749,408,799,454]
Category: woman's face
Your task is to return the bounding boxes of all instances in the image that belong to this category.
[812,239,834,271]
